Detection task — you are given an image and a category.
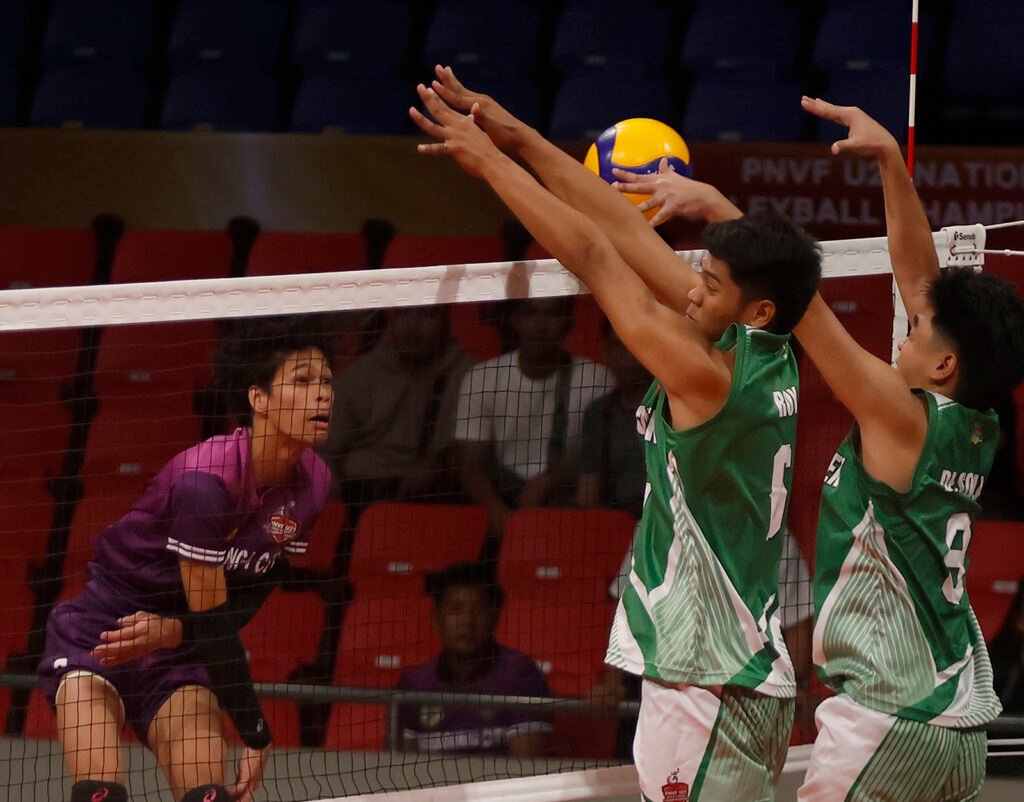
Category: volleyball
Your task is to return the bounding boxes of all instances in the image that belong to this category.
[584,118,692,218]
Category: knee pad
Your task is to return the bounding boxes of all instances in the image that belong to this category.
[179,784,230,802]
[70,780,129,802]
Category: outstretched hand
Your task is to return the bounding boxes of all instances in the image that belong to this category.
[410,83,502,177]
[429,64,531,153]
[801,96,900,158]
[611,160,741,226]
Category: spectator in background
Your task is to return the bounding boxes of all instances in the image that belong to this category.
[324,305,473,521]
[397,561,552,756]
[455,297,613,540]
[576,321,651,519]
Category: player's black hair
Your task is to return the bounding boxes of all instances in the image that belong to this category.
[212,314,335,426]
[703,211,822,334]
[425,561,505,612]
[927,267,1024,410]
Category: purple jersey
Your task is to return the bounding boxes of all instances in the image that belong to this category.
[397,645,552,754]
[87,427,330,615]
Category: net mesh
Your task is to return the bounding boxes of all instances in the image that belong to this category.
[0,233,1021,802]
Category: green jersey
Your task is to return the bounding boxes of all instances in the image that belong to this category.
[813,390,1002,727]
[605,324,799,697]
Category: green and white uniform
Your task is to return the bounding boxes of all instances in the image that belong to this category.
[800,390,1001,802]
[606,323,799,695]
[605,324,799,802]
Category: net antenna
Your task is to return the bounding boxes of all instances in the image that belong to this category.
[907,0,920,178]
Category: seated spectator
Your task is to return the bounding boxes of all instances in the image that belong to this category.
[455,297,613,538]
[324,305,474,518]
[397,561,552,756]
[576,322,651,519]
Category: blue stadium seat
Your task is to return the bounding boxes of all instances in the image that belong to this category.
[289,74,411,134]
[291,0,414,77]
[454,76,542,129]
[168,0,287,71]
[681,80,806,142]
[552,0,670,78]
[680,0,803,81]
[818,70,908,144]
[812,2,912,73]
[549,75,672,140]
[42,0,159,66]
[160,70,279,132]
[945,1,1024,103]
[30,65,148,129]
[423,0,541,79]
[0,63,20,125]
[0,0,35,65]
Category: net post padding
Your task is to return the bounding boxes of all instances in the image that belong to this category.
[0,233,945,333]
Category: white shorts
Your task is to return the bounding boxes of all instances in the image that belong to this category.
[634,680,794,802]
[798,695,986,802]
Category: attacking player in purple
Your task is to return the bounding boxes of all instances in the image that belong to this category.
[38,316,334,802]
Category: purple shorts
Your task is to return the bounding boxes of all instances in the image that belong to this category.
[37,587,211,744]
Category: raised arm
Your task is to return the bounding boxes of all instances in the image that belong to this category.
[795,294,927,491]
[801,97,939,320]
[410,87,730,415]
[429,66,699,312]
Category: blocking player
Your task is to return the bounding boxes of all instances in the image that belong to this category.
[38,316,334,802]
[411,68,821,801]
[621,98,1024,800]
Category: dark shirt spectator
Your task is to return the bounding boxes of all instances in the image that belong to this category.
[397,562,552,756]
[324,305,473,514]
[576,324,651,519]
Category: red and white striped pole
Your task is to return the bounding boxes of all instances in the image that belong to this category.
[907,0,920,178]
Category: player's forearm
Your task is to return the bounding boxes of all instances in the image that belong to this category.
[794,294,907,423]
[478,150,628,291]
[877,144,940,308]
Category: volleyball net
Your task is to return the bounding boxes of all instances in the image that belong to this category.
[1,226,1022,802]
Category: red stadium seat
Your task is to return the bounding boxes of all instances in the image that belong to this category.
[968,520,1024,639]
[80,399,200,484]
[497,508,635,601]
[0,483,56,563]
[241,588,326,683]
[348,503,487,587]
[0,402,71,483]
[22,689,58,741]
[381,235,504,269]
[246,231,367,276]
[496,596,615,698]
[92,320,220,403]
[0,226,95,289]
[110,229,233,283]
[0,330,83,403]
[325,592,439,751]
[60,490,141,601]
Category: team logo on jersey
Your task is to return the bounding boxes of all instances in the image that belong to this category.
[971,422,983,445]
[266,506,299,544]
[419,705,444,729]
[824,453,846,488]
[662,769,690,802]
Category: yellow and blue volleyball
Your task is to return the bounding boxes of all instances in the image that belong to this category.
[584,118,692,218]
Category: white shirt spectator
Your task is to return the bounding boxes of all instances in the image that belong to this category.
[455,351,614,480]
